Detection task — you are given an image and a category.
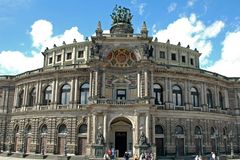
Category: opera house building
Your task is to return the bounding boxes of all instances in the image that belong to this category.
[0,6,240,159]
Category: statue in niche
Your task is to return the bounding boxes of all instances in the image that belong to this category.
[96,126,104,145]
[139,131,147,145]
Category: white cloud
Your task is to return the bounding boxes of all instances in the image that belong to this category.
[30,19,53,49]
[168,3,177,13]
[0,51,43,75]
[207,31,240,77]
[131,0,137,5]
[138,3,146,15]
[30,19,84,51]
[0,19,85,75]
[187,0,196,7]
[153,13,224,66]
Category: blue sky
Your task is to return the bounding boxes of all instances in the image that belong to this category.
[0,0,240,77]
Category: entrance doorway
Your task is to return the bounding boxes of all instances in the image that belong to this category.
[115,132,127,157]
[109,117,133,157]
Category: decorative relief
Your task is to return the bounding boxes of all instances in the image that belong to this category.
[107,49,137,67]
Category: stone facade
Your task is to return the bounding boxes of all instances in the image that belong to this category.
[0,7,240,159]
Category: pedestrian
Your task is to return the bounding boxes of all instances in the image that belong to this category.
[104,151,110,160]
[195,155,199,160]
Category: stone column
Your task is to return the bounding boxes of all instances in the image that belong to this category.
[72,46,76,64]
[146,114,150,143]
[214,86,219,107]
[23,84,29,106]
[184,80,189,109]
[3,88,8,113]
[101,70,106,97]
[95,71,98,96]
[74,77,79,106]
[137,72,141,98]
[164,78,169,103]
[54,79,59,108]
[135,113,139,145]
[103,114,107,143]
[201,83,205,105]
[61,49,65,65]
[224,89,229,108]
[92,114,96,144]
[89,71,93,98]
[87,114,91,143]
[144,70,148,97]
[13,87,18,107]
[152,116,156,144]
[70,78,75,108]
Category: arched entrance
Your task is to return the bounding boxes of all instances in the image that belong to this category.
[109,117,133,157]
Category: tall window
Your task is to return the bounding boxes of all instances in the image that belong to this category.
[195,126,202,135]
[17,90,24,107]
[29,88,36,106]
[172,85,182,106]
[80,83,89,104]
[191,87,199,107]
[219,92,225,109]
[207,89,213,108]
[60,84,71,105]
[153,84,163,105]
[43,85,52,105]
[155,125,164,134]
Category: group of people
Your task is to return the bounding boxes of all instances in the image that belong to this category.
[103,148,116,160]
[134,152,154,160]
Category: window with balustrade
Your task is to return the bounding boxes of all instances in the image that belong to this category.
[172,85,182,106]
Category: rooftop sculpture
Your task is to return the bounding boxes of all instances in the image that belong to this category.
[111,5,133,25]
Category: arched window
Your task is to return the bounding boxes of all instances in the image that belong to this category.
[79,124,87,134]
[80,83,89,104]
[26,125,31,134]
[207,89,213,108]
[175,125,184,134]
[58,124,67,133]
[195,126,202,135]
[41,124,48,133]
[60,84,71,105]
[153,84,163,105]
[155,125,164,134]
[29,88,36,106]
[17,90,24,107]
[210,127,215,136]
[172,85,182,106]
[43,85,52,105]
[191,87,199,107]
[219,92,225,109]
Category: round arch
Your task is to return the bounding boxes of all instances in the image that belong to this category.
[108,116,134,157]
